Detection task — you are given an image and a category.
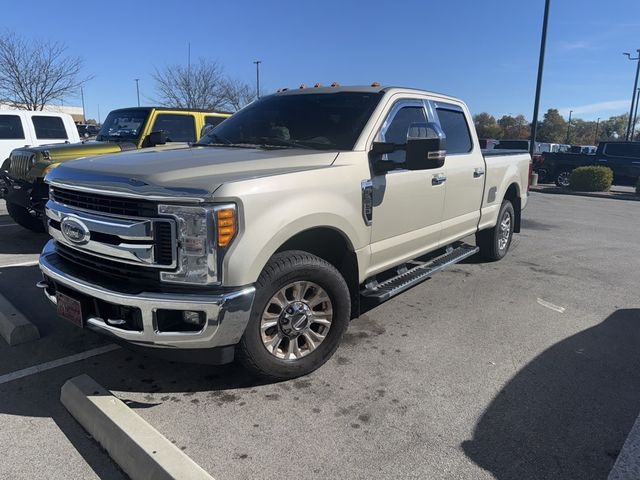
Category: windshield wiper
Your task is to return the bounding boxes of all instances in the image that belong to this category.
[243,137,313,149]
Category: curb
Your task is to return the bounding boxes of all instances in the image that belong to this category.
[530,186,640,202]
[609,414,640,479]
[0,293,39,346]
[61,374,214,480]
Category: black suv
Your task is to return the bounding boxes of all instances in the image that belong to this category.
[537,141,640,187]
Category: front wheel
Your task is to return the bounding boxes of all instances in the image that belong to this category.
[476,200,515,262]
[236,250,350,380]
[555,170,572,187]
[6,200,46,233]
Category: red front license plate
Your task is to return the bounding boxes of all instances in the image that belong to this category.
[56,292,83,328]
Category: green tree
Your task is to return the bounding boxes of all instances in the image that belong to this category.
[497,114,529,139]
[473,112,502,139]
[537,109,567,143]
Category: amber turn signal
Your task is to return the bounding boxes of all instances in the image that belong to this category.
[216,208,237,247]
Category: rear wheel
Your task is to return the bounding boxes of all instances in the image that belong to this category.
[237,250,350,380]
[6,200,46,233]
[476,200,514,262]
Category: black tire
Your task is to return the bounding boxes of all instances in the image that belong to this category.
[476,200,515,262]
[555,169,572,187]
[236,250,350,381]
[6,200,46,233]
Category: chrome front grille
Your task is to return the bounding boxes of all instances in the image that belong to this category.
[46,198,176,270]
[50,186,158,217]
[9,151,34,179]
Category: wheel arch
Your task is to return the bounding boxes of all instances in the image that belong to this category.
[503,182,521,233]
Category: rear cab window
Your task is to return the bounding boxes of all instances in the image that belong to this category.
[32,116,68,140]
[604,143,640,158]
[435,104,473,154]
[152,114,196,142]
[205,116,226,128]
[0,115,25,139]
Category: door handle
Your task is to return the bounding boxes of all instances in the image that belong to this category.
[473,168,485,178]
[432,174,447,186]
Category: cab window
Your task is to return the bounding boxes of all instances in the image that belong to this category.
[381,105,427,163]
[205,116,225,128]
[436,107,472,154]
[0,115,25,139]
[152,114,196,142]
[32,116,68,140]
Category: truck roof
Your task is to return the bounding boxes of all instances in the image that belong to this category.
[109,106,232,115]
[273,85,460,102]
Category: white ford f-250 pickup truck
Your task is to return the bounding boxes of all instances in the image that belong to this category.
[38,85,530,380]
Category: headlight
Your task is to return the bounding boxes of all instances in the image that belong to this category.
[158,204,237,285]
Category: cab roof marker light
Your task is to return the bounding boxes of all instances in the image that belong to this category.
[331,82,340,87]
[299,84,307,89]
[314,83,322,87]
[371,82,381,87]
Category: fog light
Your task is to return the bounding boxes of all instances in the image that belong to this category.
[182,311,205,326]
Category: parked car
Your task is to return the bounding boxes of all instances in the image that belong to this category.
[537,141,640,186]
[76,124,100,138]
[0,110,79,165]
[0,107,230,231]
[38,85,531,380]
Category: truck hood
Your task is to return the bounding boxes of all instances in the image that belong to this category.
[46,145,340,201]
[27,140,132,161]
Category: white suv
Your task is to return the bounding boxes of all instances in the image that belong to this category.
[0,110,80,162]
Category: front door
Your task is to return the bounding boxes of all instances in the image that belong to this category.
[368,100,446,275]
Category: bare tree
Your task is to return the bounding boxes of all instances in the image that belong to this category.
[153,59,227,110]
[220,77,256,112]
[0,32,90,110]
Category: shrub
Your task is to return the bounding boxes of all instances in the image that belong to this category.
[569,166,613,192]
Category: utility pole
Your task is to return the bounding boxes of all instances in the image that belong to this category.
[594,117,600,145]
[623,49,640,140]
[565,110,573,144]
[135,79,140,107]
[529,0,551,157]
[631,88,640,141]
[80,86,86,123]
[253,60,262,99]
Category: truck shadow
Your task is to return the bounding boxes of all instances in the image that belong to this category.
[462,309,640,480]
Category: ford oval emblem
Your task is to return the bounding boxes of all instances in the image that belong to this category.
[60,217,90,245]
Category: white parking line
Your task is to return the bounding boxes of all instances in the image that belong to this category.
[536,298,566,313]
[0,344,121,385]
[0,260,39,268]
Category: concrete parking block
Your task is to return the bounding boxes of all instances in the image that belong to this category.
[61,374,215,480]
[0,293,39,346]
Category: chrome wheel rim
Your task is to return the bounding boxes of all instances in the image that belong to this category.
[260,281,333,360]
[498,211,512,251]
[557,171,570,187]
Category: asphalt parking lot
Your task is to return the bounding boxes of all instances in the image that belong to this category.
[1,192,639,480]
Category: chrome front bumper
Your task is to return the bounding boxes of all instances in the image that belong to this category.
[38,240,255,350]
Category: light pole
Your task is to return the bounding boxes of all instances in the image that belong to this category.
[80,86,86,123]
[623,50,640,140]
[565,109,573,144]
[253,60,262,99]
[529,0,551,157]
[594,117,600,145]
[631,87,640,141]
[135,79,140,107]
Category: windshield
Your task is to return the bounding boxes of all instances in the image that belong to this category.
[197,92,383,151]
[96,110,149,142]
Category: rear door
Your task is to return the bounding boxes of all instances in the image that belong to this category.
[434,101,486,245]
[0,113,29,161]
[599,143,640,184]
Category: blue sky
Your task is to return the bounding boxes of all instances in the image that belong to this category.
[3,0,639,121]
